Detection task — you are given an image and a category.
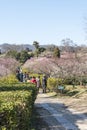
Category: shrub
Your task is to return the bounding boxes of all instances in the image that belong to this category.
[0,75,18,84]
[0,83,37,130]
[47,77,64,91]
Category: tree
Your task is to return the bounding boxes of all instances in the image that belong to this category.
[0,58,19,76]
[23,57,54,76]
[6,50,18,58]
[61,38,76,52]
[33,41,39,49]
[6,49,33,63]
[53,47,60,58]
[33,41,46,55]
[33,41,40,57]
[38,47,46,53]
[19,50,30,63]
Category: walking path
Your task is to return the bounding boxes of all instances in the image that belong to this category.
[35,93,87,130]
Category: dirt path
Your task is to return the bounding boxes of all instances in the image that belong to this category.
[35,93,87,130]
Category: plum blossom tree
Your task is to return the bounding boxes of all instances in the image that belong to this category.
[23,57,54,76]
[0,58,20,77]
[23,49,87,86]
[50,53,87,86]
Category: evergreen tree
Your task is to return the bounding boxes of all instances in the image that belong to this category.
[53,47,60,58]
[33,41,40,57]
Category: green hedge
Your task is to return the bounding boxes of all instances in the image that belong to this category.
[47,77,65,91]
[0,75,19,84]
[0,83,37,130]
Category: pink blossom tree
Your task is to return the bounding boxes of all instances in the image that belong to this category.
[0,58,20,77]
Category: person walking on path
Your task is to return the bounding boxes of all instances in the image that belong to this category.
[42,75,47,93]
[36,76,41,93]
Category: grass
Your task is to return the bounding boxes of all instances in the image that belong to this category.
[63,85,87,97]
[48,85,87,97]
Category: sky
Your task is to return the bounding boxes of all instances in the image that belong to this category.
[0,0,87,46]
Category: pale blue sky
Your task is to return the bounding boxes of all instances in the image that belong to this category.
[0,0,87,46]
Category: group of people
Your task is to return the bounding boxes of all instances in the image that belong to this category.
[16,68,47,93]
[28,75,47,93]
[16,69,29,82]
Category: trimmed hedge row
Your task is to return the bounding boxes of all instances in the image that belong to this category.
[0,83,37,130]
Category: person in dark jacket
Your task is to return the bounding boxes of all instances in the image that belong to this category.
[42,75,47,93]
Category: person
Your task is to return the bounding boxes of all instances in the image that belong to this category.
[30,76,37,84]
[19,67,23,82]
[42,75,47,93]
[36,76,41,92]
[23,72,26,82]
[16,71,20,81]
[20,72,23,82]
[26,73,30,80]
